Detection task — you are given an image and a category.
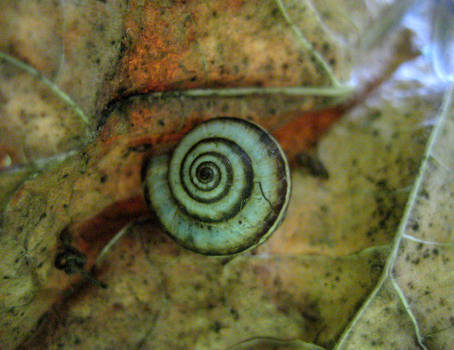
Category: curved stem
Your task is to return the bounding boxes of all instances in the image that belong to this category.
[274,0,342,87]
[0,51,90,125]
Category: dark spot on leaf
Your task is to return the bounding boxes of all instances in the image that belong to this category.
[419,188,430,199]
[212,321,222,333]
[412,258,420,265]
[230,308,239,320]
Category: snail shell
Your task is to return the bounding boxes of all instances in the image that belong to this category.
[144,117,291,256]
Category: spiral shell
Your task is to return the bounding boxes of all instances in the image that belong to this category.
[144,117,291,256]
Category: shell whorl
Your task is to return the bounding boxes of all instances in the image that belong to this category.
[144,117,291,256]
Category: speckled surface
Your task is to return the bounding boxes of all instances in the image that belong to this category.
[1,1,451,350]
[2,58,442,349]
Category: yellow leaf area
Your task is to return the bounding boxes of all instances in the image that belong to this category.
[335,87,454,350]
[0,1,447,350]
[2,70,440,350]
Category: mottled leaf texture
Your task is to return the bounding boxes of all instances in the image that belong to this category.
[335,85,454,350]
[1,1,452,350]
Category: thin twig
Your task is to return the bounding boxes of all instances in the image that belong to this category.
[145,85,353,99]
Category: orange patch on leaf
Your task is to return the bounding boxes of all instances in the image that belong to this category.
[273,106,346,162]
[122,2,195,93]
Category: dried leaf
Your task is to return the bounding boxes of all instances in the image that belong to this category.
[0,1,446,350]
[334,84,454,350]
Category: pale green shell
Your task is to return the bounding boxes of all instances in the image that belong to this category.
[144,117,291,256]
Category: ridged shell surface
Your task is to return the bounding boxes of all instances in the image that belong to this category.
[145,117,290,255]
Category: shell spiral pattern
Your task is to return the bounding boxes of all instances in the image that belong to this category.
[144,117,291,255]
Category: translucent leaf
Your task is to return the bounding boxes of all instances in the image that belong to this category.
[431,0,454,81]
